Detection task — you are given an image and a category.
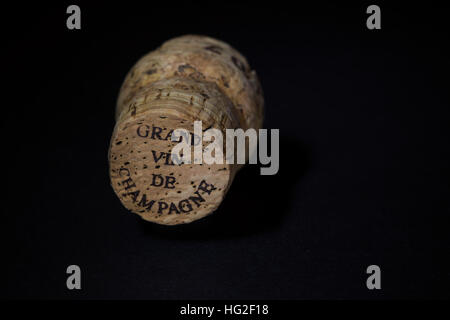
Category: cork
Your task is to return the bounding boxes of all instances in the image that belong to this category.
[109,35,264,225]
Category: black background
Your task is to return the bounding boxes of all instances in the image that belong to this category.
[1,2,449,299]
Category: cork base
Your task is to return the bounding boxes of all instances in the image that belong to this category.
[109,111,235,225]
[109,77,240,225]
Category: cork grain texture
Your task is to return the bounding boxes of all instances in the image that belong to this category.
[109,35,264,225]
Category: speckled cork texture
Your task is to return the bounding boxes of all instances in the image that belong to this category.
[109,35,264,225]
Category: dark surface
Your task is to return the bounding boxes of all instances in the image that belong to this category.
[1,2,449,299]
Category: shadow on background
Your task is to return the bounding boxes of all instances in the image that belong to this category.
[138,135,310,240]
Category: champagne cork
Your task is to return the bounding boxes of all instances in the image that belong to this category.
[109,35,264,225]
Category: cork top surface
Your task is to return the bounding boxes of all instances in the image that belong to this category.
[117,35,264,131]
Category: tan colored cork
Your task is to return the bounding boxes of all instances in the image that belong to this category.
[109,35,264,225]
